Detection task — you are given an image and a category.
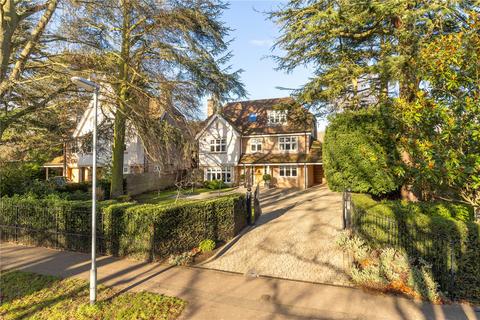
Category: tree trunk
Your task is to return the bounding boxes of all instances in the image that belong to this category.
[110,106,127,198]
[0,0,19,83]
[109,0,131,198]
[0,0,58,99]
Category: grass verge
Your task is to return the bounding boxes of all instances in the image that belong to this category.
[0,270,185,320]
[134,187,236,204]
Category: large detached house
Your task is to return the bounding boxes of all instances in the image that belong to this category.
[195,97,323,189]
[44,92,189,183]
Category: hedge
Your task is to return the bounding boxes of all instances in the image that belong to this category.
[0,196,116,252]
[351,194,480,302]
[103,195,247,260]
[0,194,247,261]
[323,109,401,195]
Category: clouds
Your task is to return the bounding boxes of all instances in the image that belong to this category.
[249,39,274,47]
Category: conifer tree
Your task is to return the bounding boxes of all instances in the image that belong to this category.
[61,0,245,197]
[270,0,475,111]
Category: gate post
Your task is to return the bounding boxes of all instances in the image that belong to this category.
[246,187,252,225]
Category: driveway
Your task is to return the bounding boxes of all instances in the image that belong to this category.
[203,185,352,285]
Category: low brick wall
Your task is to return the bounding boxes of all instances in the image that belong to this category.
[125,172,177,195]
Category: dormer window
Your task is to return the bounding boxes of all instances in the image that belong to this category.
[210,139,226,152]
[251,138,262,152]
[267,110,287,125]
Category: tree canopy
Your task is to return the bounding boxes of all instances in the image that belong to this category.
[270,0,477,112]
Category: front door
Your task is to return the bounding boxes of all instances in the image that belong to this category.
[253,167,263,185]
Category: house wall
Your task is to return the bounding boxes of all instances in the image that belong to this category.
[307,165,315,188]
[241,134,309,154]
[198,116,240,167]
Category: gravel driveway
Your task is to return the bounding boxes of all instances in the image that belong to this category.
[203,185,352,285]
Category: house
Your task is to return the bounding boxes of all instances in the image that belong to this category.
[44,92,190,183]
[195,97,323,189]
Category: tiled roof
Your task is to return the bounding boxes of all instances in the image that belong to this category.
[239,148,322,165]
[220,97,315,135]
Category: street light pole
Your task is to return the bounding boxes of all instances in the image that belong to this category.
[71,77,100,305]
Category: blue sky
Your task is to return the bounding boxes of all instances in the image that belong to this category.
[201,1,328,130]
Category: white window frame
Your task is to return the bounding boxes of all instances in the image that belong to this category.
[205,167,232,183]
[210,138,226,152]
[250,138,262,152]
[279,136,297,151]
[279,165,297,178]
[123,166,129,174]
[267,110,287,125]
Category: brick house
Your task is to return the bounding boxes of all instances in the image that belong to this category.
[195,97,323,189]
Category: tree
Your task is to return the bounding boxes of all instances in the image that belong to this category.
[269,0,474,111]
[0,0,66,140]
[323,109,402,195]
[393,14,480,216]
[60,0,245,198]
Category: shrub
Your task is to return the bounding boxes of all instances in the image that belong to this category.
[0,162,50,197]
[351,194,480,303]
[339,233,442,302]
[114,194,246,261]
[262,174,271,181]
[198,239,216,253]
[204,180,227,190]
[168,250,198,266]
[323,110,402,195]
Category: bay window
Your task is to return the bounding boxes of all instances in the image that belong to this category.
[206,167,232,183]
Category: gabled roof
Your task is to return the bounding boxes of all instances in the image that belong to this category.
[221,97,315,135]
[194,113,240,140]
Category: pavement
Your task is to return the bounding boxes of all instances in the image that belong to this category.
[204,185,351,285]
[1,242,479,320]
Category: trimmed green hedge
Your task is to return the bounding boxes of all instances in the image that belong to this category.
[351,194,480,302]
[323,110,401,195]
[106,195,246,260]
[0,194,247,262]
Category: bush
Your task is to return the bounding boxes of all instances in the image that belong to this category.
[111,194,246,260]
[198,239,216,253]
[204,180,227,190]
[0,163,48,197]
[0,193,247,262]
[351,194,480,303]
[168,250,198,266]
[262,174,271,181]
[323,109,402,195]
[339,233,442,302]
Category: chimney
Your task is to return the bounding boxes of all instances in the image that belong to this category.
[207,97,218,117]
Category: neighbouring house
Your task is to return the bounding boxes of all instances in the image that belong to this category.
[44,91,191,184]
[195,97,323,189]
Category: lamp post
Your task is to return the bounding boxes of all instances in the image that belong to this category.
[71,76,100,305]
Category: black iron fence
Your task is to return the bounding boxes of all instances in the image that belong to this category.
[0,202,110,254]
[343,190,459,297]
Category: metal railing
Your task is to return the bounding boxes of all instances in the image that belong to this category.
[343,190,459,297]
[0,203,110,254]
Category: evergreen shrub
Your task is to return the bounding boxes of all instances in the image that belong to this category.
[323,109,401,195]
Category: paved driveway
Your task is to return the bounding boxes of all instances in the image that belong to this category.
[203,185,352,285]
